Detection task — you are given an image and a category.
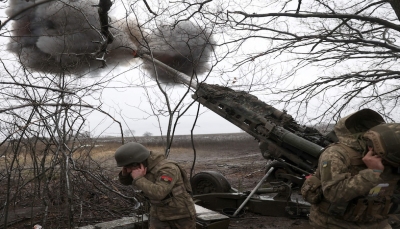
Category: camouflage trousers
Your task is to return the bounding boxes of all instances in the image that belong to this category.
[149,216,196,229]
[310,220,391,229]
[310,205,392,229]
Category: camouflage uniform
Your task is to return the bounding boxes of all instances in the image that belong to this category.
[119,151,196,229]
[308,114,400,229]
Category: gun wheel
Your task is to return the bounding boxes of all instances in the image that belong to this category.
[191,171,231,195]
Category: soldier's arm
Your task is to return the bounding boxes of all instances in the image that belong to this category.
[119,171,134,185]
[134,166,179,200]
[319,147,383,203]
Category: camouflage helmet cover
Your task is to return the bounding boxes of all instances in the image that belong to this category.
[334,109,385,152]
[342,109,385,134]
[114,142,150,167]
[364,123,400,166]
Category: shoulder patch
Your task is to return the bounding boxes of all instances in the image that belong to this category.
[322,161,328,168]
[160,175,173,183]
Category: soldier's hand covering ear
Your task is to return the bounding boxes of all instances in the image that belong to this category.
[362,148,384,171]
[130,164,147,180]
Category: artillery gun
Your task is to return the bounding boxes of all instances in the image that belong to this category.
[139,54,337,224]
[192,83,336,185]
[140,53,336,179]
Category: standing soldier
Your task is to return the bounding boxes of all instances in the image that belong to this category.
[301,109,400,229]
[115,142,196,229]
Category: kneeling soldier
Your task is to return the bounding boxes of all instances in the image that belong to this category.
[115,142,196,229]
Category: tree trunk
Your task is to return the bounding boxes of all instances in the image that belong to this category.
[389,0,400,22]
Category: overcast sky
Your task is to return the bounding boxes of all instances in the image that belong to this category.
[84,75,243,137]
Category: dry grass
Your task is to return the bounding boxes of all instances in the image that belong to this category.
[0,133,258,179]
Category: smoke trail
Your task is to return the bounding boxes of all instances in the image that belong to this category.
[140,22,215,83]
[5,0,214,84]
[6,0,139,75]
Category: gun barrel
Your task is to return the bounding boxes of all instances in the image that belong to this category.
[141,54,198,89]
[273,128,324,158]
[262,139,315,171]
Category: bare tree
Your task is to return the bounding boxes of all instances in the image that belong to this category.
[124,128,135,138]
[0,0,217,228]
[0,1,139,228]
[143,131,153,137]
[122,0,400,124]
[218,0,400,123]
[0,68,134,228]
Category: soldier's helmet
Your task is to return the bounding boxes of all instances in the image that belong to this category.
[364,123,400,166]
[114,142,150,167]
[341,109,385,134]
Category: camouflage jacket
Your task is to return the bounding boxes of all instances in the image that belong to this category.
[119,151,196,221]
[309,113,400,228]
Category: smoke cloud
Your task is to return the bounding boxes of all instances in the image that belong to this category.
[6,0,139,75]
[140,22,215,83]
[6,0,214,83]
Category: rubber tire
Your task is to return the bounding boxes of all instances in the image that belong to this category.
[190,171,231,195]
